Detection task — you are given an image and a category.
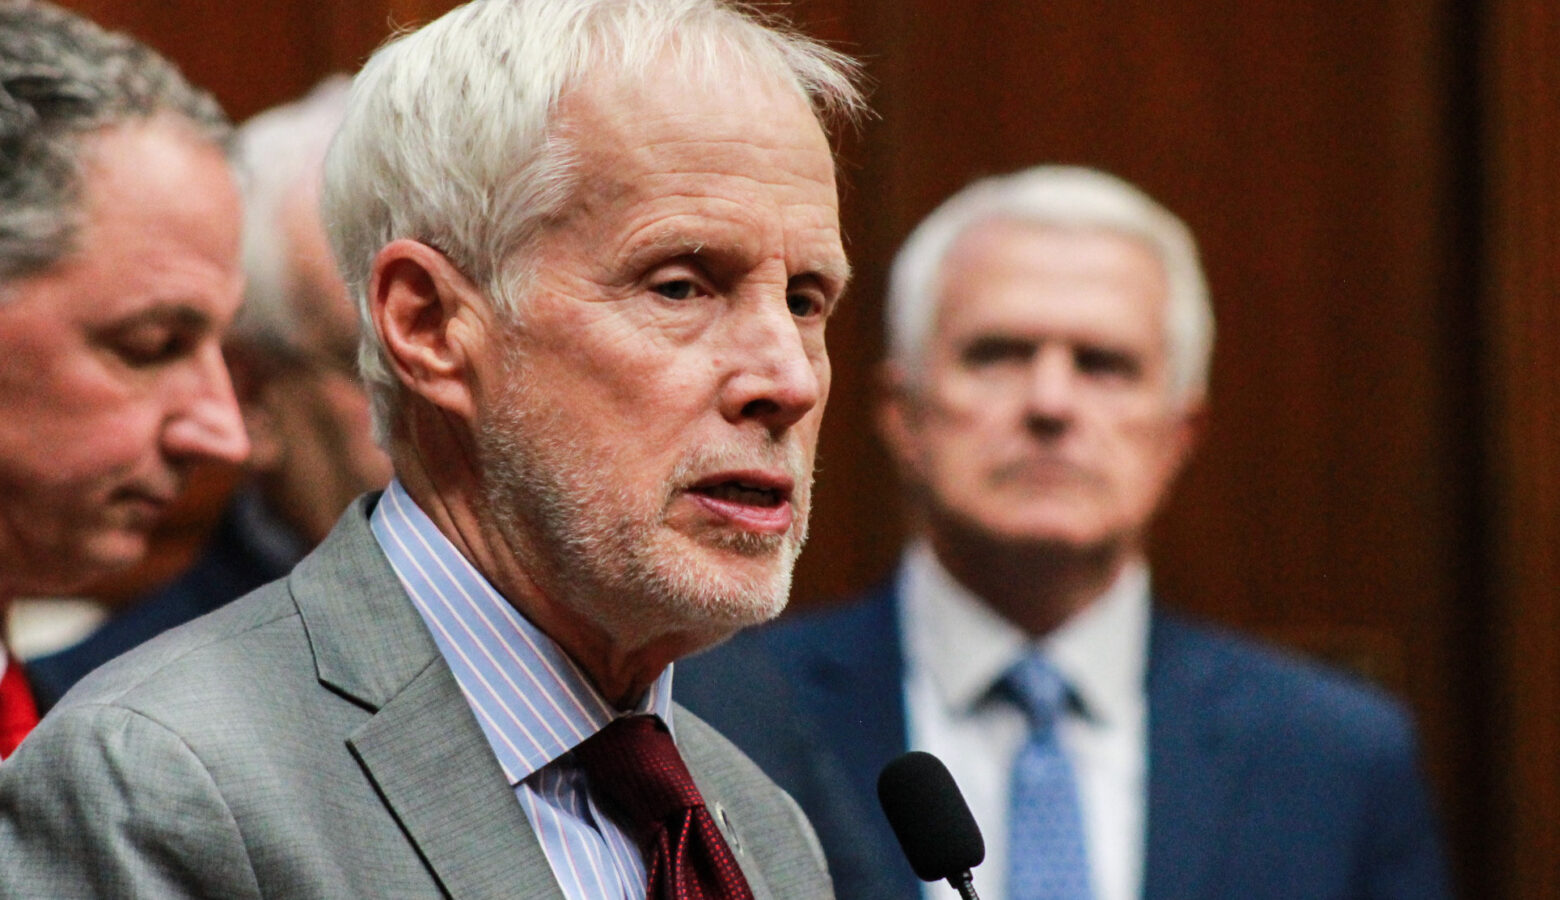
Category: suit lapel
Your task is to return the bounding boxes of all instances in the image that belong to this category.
[1142,612,1252,900]
[679,719,778,900]
[349,663,562,900]
[291,497,562,900]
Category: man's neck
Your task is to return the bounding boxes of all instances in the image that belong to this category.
[925,524,1137,638]
[391,448,696,709]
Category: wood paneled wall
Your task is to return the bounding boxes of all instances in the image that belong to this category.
[1484,1,1560,894]
[49,1,1557,895]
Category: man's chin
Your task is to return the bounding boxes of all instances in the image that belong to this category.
[72,528,152,583]
[689,556,793,621]
[597,563,789,659]
[647,541,795,630]
[937,505,1125,558]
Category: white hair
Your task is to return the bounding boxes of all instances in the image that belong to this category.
[886,165,1215,404]
[231,75,350,352]
[322,0,865,441]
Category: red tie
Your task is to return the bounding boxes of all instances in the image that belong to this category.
[572,715,755,900]
[0,655,39,758]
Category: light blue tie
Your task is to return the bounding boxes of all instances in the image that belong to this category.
[1001,653,1093,900]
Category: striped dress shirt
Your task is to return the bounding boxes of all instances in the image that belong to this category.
[371,480,673,900]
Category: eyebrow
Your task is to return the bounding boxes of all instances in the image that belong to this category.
[633,231,709,258]
[102,303,215,333]
[631,230,852,282]
[805,256,853,292]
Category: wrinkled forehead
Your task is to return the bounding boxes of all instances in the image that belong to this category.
[547,58,842,243]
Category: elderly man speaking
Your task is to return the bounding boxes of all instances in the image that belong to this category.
[0,1,862,897]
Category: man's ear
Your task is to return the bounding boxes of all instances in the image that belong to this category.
[368,239,488,422]
[1168,393,1209,479]
[875,359,924,483]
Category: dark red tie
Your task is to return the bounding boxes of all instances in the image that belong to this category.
[572,715,755,900]
[0,655,39,758]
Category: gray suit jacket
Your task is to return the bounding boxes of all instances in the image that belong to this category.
[0,496,832,899]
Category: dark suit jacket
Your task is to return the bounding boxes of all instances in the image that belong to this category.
[0,496,833,899]
[27,491,304,712]
[679,579,1452,900]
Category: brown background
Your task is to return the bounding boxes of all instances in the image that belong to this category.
[55,1,1559,896]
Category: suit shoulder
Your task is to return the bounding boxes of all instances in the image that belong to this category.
[750,585,897,659]
[0,696,263,898]
[54,579,302,717]
[1154,613,1420,752]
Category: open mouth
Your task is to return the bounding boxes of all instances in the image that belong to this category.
[684,471,796,535]
[690,480,786,508]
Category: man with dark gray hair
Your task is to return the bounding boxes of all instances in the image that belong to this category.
[0,0,249,757]
[23,76,393,713]
[0,0,863,896]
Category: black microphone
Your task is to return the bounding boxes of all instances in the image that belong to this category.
[877,750,986,900]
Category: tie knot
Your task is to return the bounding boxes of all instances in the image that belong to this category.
[999,653,1070,728]
[573,715,704,828]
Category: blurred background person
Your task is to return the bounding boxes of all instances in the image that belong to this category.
[0,0,249,755]
[683,166,1450,900]
[25,75,389,712]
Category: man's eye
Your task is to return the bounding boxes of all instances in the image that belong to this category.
[787,292,823,318]
[111,328,192,366]
[1075,346,1140,379]
[652,279,699,301]
[961,337,1035,368]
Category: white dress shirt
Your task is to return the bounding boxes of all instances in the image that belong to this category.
[899,540,1150,900]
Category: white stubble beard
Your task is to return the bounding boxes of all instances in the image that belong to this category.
[474,362,813,652]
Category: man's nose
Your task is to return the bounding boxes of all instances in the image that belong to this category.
[162,344,251,465]
[1023,346,1077,433]
[718,293,825,434]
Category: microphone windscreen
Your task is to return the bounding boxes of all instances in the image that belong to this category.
[876,750,985,882]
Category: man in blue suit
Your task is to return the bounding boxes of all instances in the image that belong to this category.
[680,166,1450,900]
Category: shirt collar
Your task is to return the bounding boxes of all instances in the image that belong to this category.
[899,538,1150,729]
[370,478,675,787]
